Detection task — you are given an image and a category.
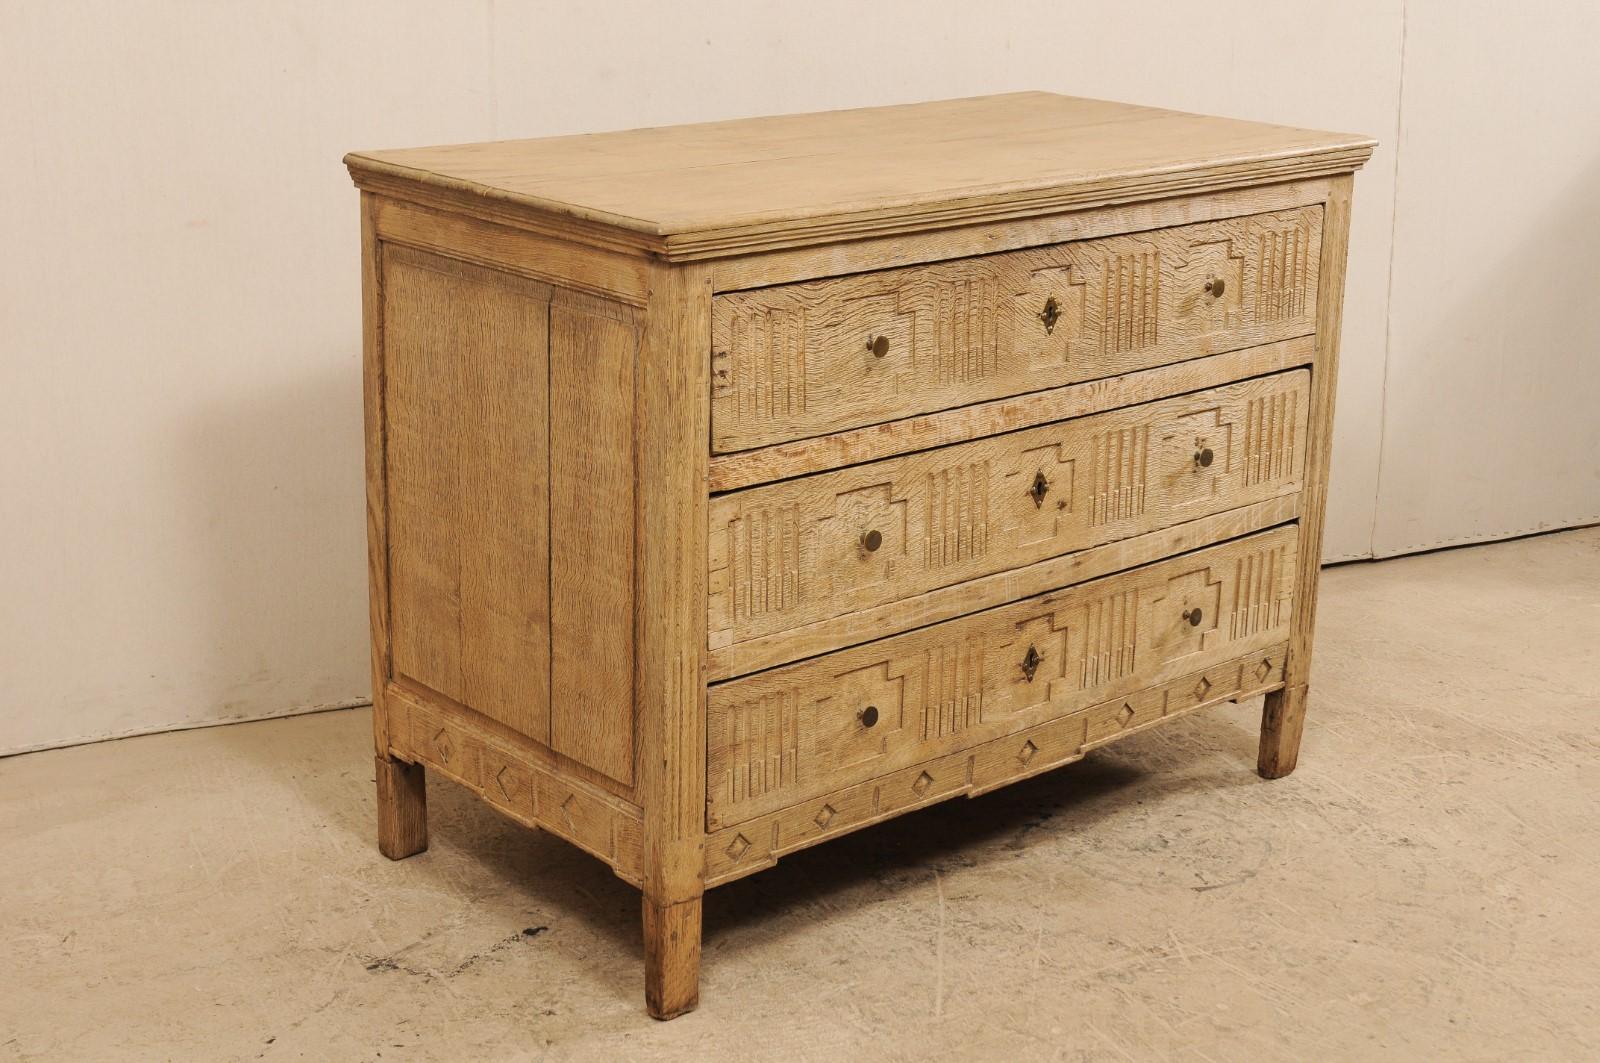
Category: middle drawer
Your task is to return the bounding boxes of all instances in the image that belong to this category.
[709,370,1308,650]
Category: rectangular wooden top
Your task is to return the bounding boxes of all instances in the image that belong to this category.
[347,92,1373,259]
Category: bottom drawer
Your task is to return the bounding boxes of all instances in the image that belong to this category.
[705,646,1286,887]
[707,524,1299,830]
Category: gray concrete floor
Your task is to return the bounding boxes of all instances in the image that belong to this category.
[3,528,1599,1061]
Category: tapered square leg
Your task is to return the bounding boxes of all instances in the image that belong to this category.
[643,896,702,1020]
[376,755,428,859]
[1258,683,1309,779]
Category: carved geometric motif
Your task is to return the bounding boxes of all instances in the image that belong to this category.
[924,460,992,567]
[1182,237,1246,332]
[1242,389,1298,487]
[1154,566,1224,660]
[1075,589,1141,690]
[1000,608,1074,716]
[1021,264,1089,365]
[1254,225,1312,323]
[715,306,808,425]
[495,764,519,802]
[727,504,804,623]
[1164,405,1234,510]
[433,728,455,764]
[559,792,578,832]
[1229,547,1287,640]
[721,689,802,806]
[1007,442,1076,547]
[920,634,986,740]
[1088,425,1150,526]
[1100,249,1161,354]
[815,659,908,773]
[924,276,1003,385]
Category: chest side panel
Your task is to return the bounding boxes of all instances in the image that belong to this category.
[385,247,554,745]
[382,245,638,786]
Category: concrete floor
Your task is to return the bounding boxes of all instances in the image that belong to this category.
[3,528,1598,1061]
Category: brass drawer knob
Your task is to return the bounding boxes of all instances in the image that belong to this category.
[1028,470,1050,507]
[868,335,890,358]
[1205,277,1226,298]
[1195,447,1214,468]
[1038,296,1062,334]
[1183,607,1204,627]
[1021,643,1043,682]
[859,705,879,728]
[861,528,883,552]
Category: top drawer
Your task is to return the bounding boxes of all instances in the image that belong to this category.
[711,206,1322,452]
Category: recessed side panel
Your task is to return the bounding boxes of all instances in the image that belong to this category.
[549,292,641,786]
[384,245,553,744]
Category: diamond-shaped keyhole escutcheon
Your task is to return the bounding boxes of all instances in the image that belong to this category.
[1021,643,1043,682]
[1029,470,1050,508]
[1039,295,1062,335]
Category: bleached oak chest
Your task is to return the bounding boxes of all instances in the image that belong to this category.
[345,92,1373,1019]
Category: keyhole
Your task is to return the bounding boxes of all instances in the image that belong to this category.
[1029,470,1050,508]
[1021,644,1043,682]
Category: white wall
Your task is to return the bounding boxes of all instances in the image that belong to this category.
[1372,1,1600,555]
[0,1,1586,754]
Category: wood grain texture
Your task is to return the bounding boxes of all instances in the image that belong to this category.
[375,755,428,860]
[346,93,1373,260]
[708,335,1315,492]
[360,193,395,759]
[1260,175,1355,779]
[711,207,1321,451]
[373,196,649,304]
[708,493,1300,682]
[383,247,553,743]
[388,684,644,885]
[635,262,713,907]
[1259,682,1310,780]
[549,291,641,786]
[643,896,701,1020]
[709,371,1309,649]
[712,178,1333,293]
[634,261,712,1019]
[707,526,1298,828]
[706,644,1287,887]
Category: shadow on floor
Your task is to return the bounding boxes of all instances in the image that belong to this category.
[211,689,1268,971]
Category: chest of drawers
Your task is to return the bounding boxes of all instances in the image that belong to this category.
[345,92,1372,1019]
